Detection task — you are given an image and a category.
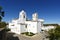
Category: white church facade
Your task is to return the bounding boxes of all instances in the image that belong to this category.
[8,10,44,34]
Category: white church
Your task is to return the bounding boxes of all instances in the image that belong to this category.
[8,10,44,34]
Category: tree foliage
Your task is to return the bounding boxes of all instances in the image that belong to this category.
[48,25,60,40]
[0,6,4,22]
[44,24,59,26]
[0,6,10,32]
[0,6,7,28]
[0,22,7,28]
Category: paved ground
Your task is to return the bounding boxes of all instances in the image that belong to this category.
[6,31,49,40]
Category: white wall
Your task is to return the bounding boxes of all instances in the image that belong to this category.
[25,21,38,33]
[37,21,42,33]
[20,24,27,33]
[41,26,55,31]
[9,21,21,34]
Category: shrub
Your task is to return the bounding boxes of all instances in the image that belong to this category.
[5,28,11,31]
[0,22,7,28]
[21,32,35,36]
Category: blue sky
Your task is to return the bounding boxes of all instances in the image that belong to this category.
[0,0,60,24]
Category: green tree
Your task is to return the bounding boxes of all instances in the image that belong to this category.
[0,6,6,28]
[0,6,10,31]
[48,25,60,40]
[0,6,4,22]
[0,22,7,28]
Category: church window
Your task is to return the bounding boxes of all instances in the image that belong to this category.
[11,24,14,26]
[23,15,25,18]
[25,25,27,28]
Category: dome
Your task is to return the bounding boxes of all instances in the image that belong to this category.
[19,10,26,19]
[32,13,38,18]
[19,10,26,15]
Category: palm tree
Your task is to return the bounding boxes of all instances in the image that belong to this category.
[0,6,4,22]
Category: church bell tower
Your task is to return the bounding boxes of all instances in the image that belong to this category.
[32,13,38,21]
[19,10,26,23]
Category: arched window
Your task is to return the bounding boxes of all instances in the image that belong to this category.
[23,15,25,18]
[25,24,27,28]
